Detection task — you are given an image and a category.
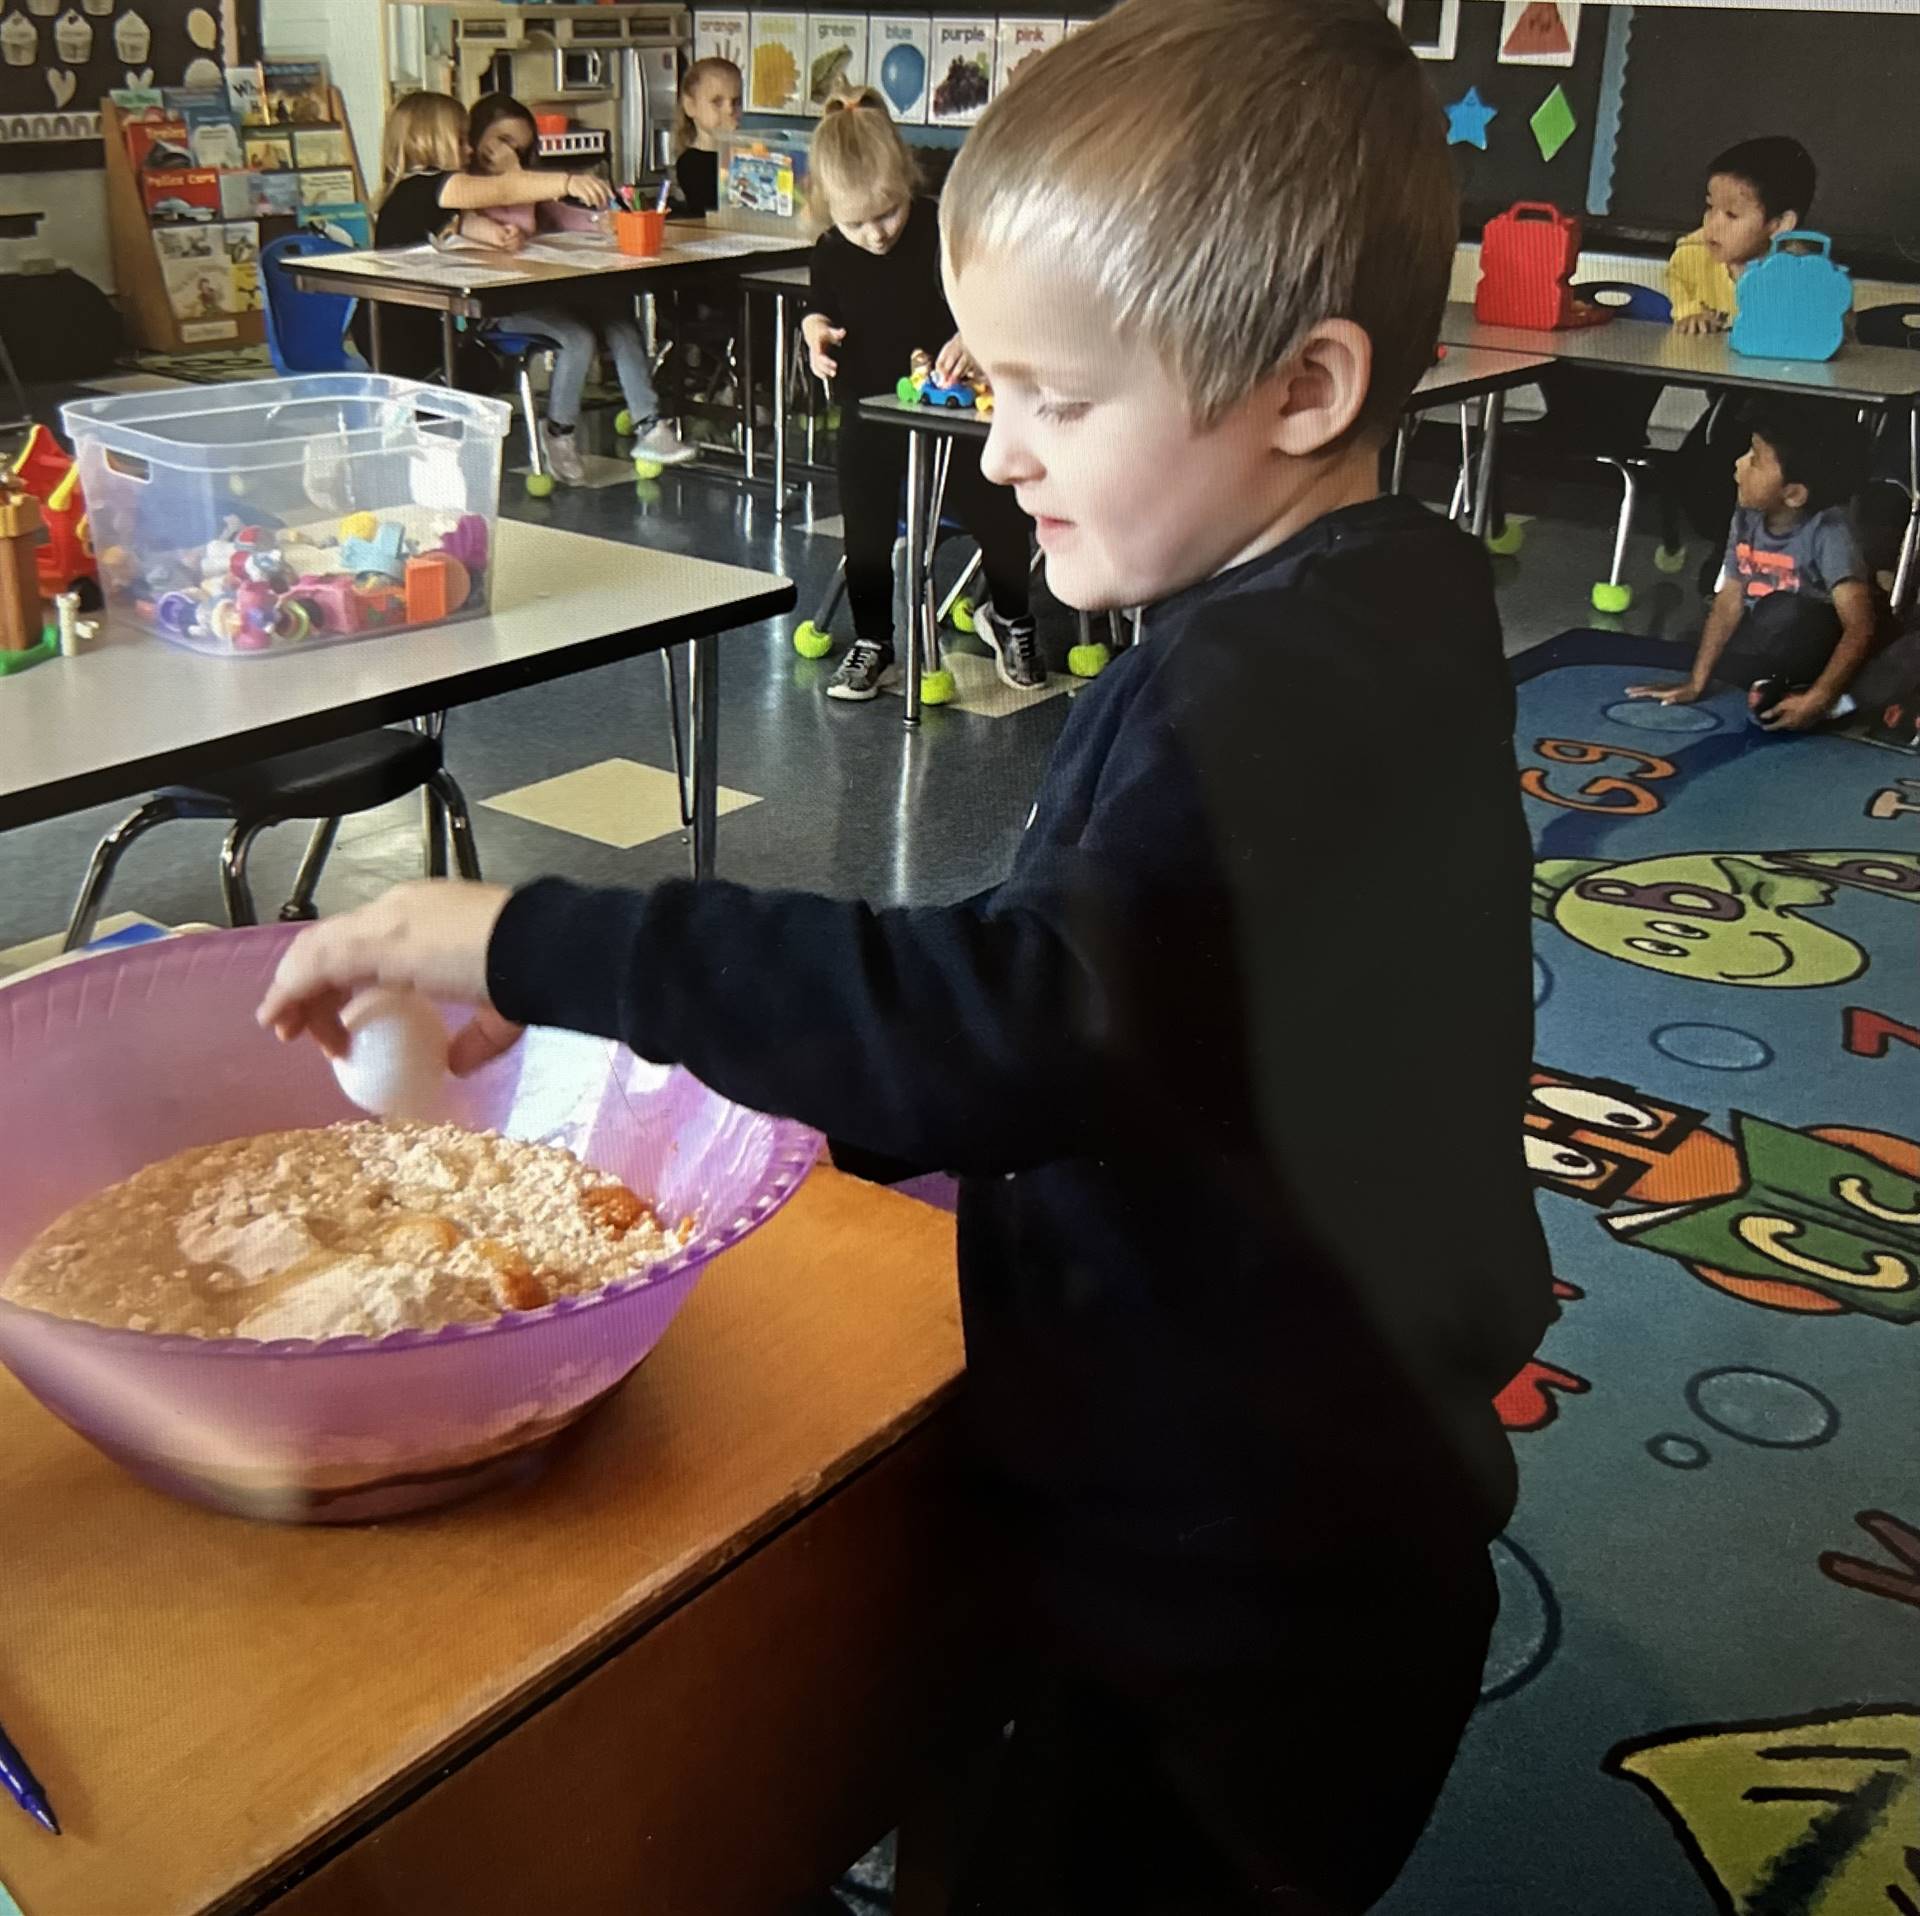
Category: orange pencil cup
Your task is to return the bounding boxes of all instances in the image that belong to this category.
[614,210,666,258]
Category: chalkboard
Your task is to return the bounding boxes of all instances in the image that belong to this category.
[1601,8,1920,276]
[1438,3,1614,234]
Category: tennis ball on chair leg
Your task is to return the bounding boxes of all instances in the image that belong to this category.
[1067,642,1112,679]
[1592,581,1634,615]
[614,410,635,437]
[949,597,977,634]
[525,471,556,499]
[793,620,832,659]
[1485,521,1525,557]
[920,667,956,705]
[1654,543,1688,575]
[633,456,663,480]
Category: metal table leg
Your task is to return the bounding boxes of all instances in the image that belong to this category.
[1470,390,1505,542]
[369,302,385,373]
[1892,403,1920,617]
[903,430,928,726]
[690,633,719,879]
[740,285,756,479]
[440,310,458,388]
[772,289,790,519]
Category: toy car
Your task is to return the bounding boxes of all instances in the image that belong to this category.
[920,376,977,409]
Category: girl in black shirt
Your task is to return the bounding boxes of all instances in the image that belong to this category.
[349,91,613,386]
[670,56,741,215]
[801,92,1041,701]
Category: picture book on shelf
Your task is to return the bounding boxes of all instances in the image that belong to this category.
[224,64,269,126]
[247,171,302,218]
[292,126,352,170]
[125,118,193,172]
[143,169,222,225]
[262,59,331,125]
[297,168,357,209]
[219,171,257,220]
[243,127,295,171]
[153,223,242,325]
[176,93,245,170]
[300,203,371,251]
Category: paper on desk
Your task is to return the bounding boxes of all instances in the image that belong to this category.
[0,1873,23,1916]
[665,233,797,259]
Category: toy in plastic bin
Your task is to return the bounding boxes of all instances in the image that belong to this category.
[1730,232,1852,363]
[1,477,56,675]
[1475,202,1608,332]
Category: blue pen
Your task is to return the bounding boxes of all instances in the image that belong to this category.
[0,1716,58,1835]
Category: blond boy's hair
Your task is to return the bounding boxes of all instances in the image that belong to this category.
[380,90,467,202]
[942,0,1457,443]
[674,55,741,156]
[808,89,917,235]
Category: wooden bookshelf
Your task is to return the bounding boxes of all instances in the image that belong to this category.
[102,85,366,356]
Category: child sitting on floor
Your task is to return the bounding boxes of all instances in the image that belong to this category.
[1630,400,1877,731]
[462,93,693,480]
[260,4,1554,1906]
[800,89,1042,700]
[352,91,614,389]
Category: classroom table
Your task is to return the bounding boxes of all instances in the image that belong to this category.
[1437,302,1920,608]
[287,221,810,398]
[855,344,1554,722]
[0,520,794,883]
[0,1165,1002,1916]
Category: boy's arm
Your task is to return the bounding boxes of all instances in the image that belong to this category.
[1667,234,1727,331]
[1767,580,1879,729]
[1629,578,1744,701]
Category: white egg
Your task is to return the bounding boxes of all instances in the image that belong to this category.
[330,988,451,1121]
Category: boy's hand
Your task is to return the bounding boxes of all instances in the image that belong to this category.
[1674,310,1728,336]
[1759,688,1831,732]
[462,213,524,252]
[934,333,976,384]
[562,172,614,209]
[256,882,522,1075]
[1625,679,1706,705]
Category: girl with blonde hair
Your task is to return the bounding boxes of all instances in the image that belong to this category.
[801,90,1042,700]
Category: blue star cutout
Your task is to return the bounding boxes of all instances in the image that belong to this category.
[1447,86,1497,151]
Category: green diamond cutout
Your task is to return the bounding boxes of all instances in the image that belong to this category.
[1531,84,1576,162]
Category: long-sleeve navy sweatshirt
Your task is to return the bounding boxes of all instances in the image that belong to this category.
[488,495,1554,1606]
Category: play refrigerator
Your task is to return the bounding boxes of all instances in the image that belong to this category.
[61,375,510,658]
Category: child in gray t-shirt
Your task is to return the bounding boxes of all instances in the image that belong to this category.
[1629,402,1877,732]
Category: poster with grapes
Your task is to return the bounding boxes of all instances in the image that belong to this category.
[870,15,930,125]
[928,17,993,127]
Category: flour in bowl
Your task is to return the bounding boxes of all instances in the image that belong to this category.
[1,1122,691,1340]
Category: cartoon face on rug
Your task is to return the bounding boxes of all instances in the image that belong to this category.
[1533,852,1920,988]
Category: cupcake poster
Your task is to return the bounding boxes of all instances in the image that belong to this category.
[928,18,992,128]
[870,15,929,125]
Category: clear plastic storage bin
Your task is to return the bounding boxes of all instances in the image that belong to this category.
[61,374,511,659]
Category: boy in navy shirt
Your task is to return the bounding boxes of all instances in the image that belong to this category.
[262,2,1553,1905]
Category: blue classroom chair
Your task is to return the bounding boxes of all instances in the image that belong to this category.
[259,232,364,376]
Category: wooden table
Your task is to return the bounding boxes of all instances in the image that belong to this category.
[0,521,795,883]
[854,344,1554,721]
[0,1168,995,1915]
[1438,301,1920,607]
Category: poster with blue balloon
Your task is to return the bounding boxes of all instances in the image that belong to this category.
[871,15,931,125]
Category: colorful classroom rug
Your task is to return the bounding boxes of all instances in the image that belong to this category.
[1375,630,1920,1915]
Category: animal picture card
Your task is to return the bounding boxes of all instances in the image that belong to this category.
[870,16,930,124]
[1499,1,1580,67]
[805,15,868,114]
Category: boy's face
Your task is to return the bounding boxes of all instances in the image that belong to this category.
[688,75,741,138]
[1702,172,1794,267]
[834,190,910,256]
[474,121,531,175]
[1736,433,1805,515]
[947,254,1358,611]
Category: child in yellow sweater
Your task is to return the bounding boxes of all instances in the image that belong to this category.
[1667,135,1816,334]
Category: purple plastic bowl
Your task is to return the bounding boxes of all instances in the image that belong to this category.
[0,927,820,1523]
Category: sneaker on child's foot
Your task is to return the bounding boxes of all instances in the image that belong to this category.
[633,418,697,467]
[827,640,896,702]
[541,421,585,486]
[975,604,1048,691]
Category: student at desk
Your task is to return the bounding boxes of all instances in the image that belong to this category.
[350,91,614,387]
